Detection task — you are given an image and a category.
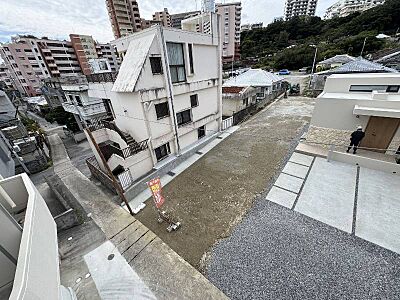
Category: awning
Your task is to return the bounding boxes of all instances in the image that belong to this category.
[353,105,400,119]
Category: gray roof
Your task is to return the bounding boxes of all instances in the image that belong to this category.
[223,69,284,87]
[318,54,356,65]
[317,58,398,75]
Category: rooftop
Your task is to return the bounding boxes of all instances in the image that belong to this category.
[318,54,356,65]
[223,69,284,87]
[317,58,398,75]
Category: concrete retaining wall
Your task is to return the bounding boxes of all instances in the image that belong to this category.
[330,151,400,175]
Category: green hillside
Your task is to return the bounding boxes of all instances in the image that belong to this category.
[241,0,400,70]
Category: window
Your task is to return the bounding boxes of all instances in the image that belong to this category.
[198,125,206,139]
[387,85,400,93]
[190,94,198,107]
[188,44,194,74]
[16,49,21,52]
[75,95,83,106]
[167,42,186,83]
[149,56,163,74]
[176,109,192,126]
[349,85,399,92]
[242,98,249,106]
[155,102,169,119]
[155,143,170,161]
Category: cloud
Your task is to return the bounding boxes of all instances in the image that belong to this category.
[0,0,339,44]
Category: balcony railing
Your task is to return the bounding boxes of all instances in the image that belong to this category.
[100,140,149,160]
[86,72,118,83]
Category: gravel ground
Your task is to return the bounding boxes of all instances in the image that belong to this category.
[134,96,315,269]
[206,201,400,300]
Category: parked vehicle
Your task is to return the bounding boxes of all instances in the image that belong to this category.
[299,66,312,74]
[279,69,291,75]
[289,83,300,95]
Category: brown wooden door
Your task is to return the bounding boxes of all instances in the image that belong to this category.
[361,117,400,152]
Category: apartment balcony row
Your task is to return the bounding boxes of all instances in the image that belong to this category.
[0,174,75,299]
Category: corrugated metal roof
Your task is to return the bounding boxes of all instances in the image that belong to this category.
[223,69,283,87]
[112,31,156,93]
[318,54,355,65]
[330,58,398,73]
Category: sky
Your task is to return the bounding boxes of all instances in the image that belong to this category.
[0,0,339,44]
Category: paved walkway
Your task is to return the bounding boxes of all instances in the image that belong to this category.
[48,134,228,300]
[207,151,400,299]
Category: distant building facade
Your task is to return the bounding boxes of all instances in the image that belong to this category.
[105,0,143,39]
[324,0,385,19]
[241,22,263,32]
[0,35,81,97]
[284,0,318,20]
[216,2,242,63]
[202,0,216,13]
[170,11,201,29]
[153,8,171,27]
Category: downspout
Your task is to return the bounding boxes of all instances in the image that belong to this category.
[141,100,157,166]
[215,13,223,131]
[158,25,181,155]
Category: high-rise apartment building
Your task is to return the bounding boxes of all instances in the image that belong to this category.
[0,36,81,96]
[70,34,98,75]
[284,0,318,20]
[153,8,171,27]
[105,0,143,39]
[324,0,385,19]
[216,2,242,63]
[70,34,119,75]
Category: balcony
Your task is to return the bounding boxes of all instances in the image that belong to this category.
[0,174,75,299]
[86,72,118,83]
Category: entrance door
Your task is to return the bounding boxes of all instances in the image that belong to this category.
[361,117,400,152]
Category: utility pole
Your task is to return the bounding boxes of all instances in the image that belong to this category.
[360,37,367,57]
[85,128,134,216]
[309,45,318,89]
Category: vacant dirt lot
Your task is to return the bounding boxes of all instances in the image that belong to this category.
[134,96,315,269]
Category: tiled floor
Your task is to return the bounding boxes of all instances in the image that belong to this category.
[266,152,400,254]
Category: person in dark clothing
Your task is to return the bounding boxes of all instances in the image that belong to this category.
[347,126,365,154]
[396,146,400,164]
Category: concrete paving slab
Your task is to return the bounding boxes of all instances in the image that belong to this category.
[356,168,400,254]
[282,161,310,179]
[289,152,314,166]
[275,173,304,194]
[295,158,357,233]
[266,186,297,209]
[84,241,156,299]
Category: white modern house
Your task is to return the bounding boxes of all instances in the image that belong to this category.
[222,69,284,117]
[0,173,75,299]
[308,73,400,154]
[85,20,222,187]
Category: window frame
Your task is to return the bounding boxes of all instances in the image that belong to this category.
[149,56,163,75]
[188,44,194,75]
[198,125,206,139]
[349,85,400,93]
[154,143,171,162]
[190,94,199,108]
[155,102,170,120]
[176,109,192,127]
[166,42,186,84]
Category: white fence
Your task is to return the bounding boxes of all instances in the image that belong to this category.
[221,116,233,131]
[118,169,134,191]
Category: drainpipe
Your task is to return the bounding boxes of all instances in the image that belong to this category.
[158,25,181,155]
[215,13,223,131]
[141,100,157,166]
